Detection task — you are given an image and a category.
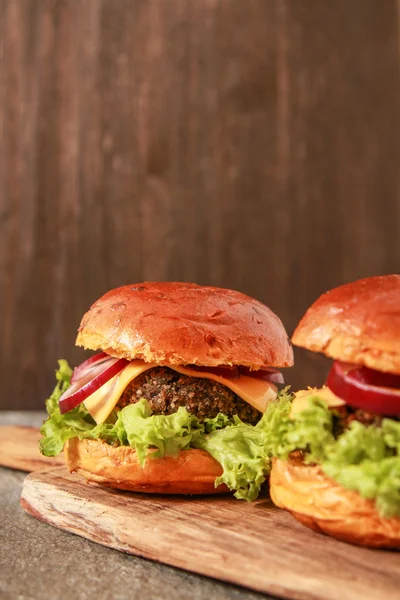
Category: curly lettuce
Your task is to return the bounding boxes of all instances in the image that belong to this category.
[117,402,204,463]
[40,361,294,501]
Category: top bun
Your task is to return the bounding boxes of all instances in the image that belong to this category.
[292,275,400,374]
[76,282,293,369]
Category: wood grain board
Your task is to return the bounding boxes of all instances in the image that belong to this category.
[21,467,400,600]
[0,426,64,472]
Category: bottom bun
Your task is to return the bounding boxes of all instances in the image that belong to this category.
[64,438,228,495]
[270,455,400,548]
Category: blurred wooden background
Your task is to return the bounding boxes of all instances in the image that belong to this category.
[1,0,399,409]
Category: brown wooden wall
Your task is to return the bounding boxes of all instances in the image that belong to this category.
[1,0,399,410]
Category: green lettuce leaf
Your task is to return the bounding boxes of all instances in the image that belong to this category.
[194,388,295,501]
[119,402,204,464]
[321,420,400,517]
[195,420,269,501]
[382,418,400,453]
[254,391,335,463]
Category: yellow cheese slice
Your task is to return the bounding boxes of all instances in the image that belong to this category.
[84,360,278,424]
[291,386,345,416]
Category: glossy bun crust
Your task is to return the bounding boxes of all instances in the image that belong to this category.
[65,438,227,495]
[292,275,400,374]
[76,282,293,369]
[270,456,400,548]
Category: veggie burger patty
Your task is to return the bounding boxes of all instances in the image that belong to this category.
[117,366,261,424]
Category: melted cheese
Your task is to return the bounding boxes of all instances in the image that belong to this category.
[84,360,278,424]
[291,386,345,416]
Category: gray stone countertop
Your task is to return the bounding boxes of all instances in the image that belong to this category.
[0,412,274,600]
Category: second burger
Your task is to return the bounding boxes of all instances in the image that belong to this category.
[269,275,400,548]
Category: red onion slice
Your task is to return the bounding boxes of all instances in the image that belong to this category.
[239,366,284,385]
[327,361,400,416]
[71,352,110,383]
[59,357,129,414]
[189,365,241,379]
[188,364,284,384]
[70,357,117,390]
[348,366,400,390]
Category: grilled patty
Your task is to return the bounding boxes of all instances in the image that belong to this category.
[117,366,261,424]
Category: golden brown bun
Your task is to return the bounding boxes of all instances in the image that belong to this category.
[64,438,228,495]
[76,282,293,369]
[270,455,400,548]
[292,275,400,374]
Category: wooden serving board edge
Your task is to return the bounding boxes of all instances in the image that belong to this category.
[20,469,322,600]
[20,468,400,600]
[0,425,64,472]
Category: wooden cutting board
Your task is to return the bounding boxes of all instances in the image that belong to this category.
[20,467,400,600]
[0,426,64,472]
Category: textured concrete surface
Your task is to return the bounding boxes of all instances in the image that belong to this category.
[0,412,273,600]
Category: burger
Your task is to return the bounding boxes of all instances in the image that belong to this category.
[40,282,293,499]
[267,275,400,547]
